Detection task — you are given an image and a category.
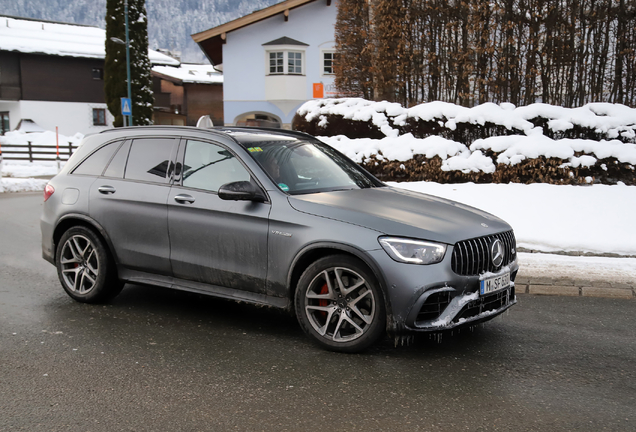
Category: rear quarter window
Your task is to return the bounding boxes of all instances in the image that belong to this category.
[72,141,121,176]
[103,140,131,178]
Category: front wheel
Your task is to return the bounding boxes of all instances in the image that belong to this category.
[295,255,386,352]
[56,226,123,303]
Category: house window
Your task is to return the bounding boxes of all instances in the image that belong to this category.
[1,112,9,135]
[269,52,284,74]
[267,51,303,75]
[93,108,106,126]
[323,52,338,75]
[288,52,302,74]
[92,68,104,80]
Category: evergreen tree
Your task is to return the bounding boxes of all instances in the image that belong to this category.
[105,0,154,126]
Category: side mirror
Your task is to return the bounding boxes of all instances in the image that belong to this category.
[218,180,266,202]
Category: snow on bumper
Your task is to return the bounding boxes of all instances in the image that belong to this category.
[410,283,517,332]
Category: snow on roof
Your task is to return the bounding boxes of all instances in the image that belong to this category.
[151,64,223,84]
[0,15,179,66]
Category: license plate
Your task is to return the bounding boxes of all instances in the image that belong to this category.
[480,272,510,295]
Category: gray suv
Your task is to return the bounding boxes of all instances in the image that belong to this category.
[41,126,518,352]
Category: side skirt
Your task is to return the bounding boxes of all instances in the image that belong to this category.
[118,268,291,310]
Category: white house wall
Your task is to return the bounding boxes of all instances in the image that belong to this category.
[1,101,113,136]
[223,1,337,126]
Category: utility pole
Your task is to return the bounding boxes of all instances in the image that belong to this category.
[124,0,133,126]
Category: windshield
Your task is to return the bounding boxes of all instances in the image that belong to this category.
[244,139,381,195]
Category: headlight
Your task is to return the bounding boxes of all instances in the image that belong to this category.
[379,237,447,265]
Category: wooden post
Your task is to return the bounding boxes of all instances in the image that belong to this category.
[56,126,61,172]
[28,141,33,163]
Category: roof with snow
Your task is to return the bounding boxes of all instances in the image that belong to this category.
[0,15,179,66]
[151,64,223,85]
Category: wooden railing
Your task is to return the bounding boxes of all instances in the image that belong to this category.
[0,141,78,162]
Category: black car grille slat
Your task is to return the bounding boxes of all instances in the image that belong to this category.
[477,237,488,273]
[416,291,452,322]
[452,289,512,323]
[451,230,517,276]
[467,240,475,275]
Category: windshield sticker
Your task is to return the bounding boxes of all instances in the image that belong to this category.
[247,147,263,153]
[278,183,290,192]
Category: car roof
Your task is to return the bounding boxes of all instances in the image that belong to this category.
[97,125,314,146]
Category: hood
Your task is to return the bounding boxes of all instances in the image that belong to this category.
[288,186,512,245]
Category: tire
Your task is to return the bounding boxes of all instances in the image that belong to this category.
[295,255,386,353]
[55,226,123,303]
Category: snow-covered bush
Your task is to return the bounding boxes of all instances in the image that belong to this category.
[293,99,636,185]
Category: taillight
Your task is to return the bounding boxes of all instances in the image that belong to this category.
[44,184,55,202]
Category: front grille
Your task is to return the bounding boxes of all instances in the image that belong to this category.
[451,230,516,276]
[452,287,514,323]
[416,291,452,322]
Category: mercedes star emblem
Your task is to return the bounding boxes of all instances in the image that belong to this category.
[491,239,504,268]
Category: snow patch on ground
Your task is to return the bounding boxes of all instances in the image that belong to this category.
[517,252,636,284]
[1,161,62,178]
[0,178,49,193]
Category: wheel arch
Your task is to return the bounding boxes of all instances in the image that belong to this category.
[287,242,393,319]
[53,214,119,268]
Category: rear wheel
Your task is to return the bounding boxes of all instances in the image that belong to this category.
[295,255,386,352]
[56,226,123,303]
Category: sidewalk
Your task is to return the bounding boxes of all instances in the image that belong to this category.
[516,252,636,299]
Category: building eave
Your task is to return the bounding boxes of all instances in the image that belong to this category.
[191,0,326,65]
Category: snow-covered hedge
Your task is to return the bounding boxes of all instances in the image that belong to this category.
[293,99,636,185]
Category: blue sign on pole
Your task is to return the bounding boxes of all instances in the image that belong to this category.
[120,97,132,116]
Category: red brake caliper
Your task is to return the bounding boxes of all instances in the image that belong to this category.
[318,283,329,320]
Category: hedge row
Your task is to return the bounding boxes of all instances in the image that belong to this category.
[292,100,636,185]
[293,113,636,144]
[359,155,635,185]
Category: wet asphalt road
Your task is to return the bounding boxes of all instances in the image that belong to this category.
[1,192,635,432]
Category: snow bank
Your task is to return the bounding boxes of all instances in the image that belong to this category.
[1,162,61,178]
[1,130,83,147]
[1,130,83,161]
[389,181,636,256]
[0,178,49,193]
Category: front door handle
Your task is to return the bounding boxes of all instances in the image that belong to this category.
[174,194,195,204]
[98,185,116,195]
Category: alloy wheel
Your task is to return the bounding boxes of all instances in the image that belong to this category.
[60,235,100,295]
[304,267,376,342]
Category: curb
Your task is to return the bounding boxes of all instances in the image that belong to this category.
[517,247,636,259]
[515,276,635,300]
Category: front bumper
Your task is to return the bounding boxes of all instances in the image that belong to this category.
[367,246,519,334]
[405,284,516,332]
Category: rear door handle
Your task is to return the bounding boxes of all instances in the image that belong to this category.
[174,194,195,204]
[98,185,116,195]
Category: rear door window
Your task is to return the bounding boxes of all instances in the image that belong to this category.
[124,138,178,183]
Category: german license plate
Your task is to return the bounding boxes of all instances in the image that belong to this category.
[480,272,511,295]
